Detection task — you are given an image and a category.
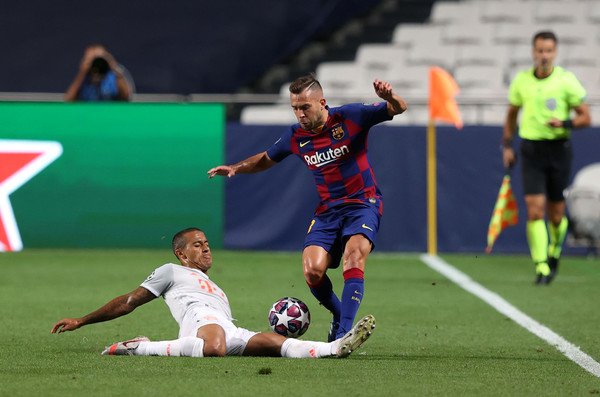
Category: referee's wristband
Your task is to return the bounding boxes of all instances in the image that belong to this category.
[562,119,573,129]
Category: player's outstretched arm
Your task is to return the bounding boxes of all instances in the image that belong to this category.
[373,79,407,116]
[207,151,276,178]
[50,286,156,333]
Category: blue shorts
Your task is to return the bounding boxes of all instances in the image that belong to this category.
[303,203,381,269]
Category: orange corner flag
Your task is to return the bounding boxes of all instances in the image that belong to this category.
[429,66,463,129]
[485,175,518,254]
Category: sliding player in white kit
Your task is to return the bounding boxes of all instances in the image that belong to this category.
[51,227,375,358]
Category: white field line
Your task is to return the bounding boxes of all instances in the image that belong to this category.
[420,254,600,378]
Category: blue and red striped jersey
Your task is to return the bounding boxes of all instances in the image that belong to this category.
[266,102,392,215]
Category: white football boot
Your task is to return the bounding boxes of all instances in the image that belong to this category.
[335,315,376,358]
[101,336,150,356]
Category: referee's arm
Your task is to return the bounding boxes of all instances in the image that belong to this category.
[548,103,591,129]
[501,105,520,169]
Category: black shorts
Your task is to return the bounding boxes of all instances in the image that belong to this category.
[520,138,572,201]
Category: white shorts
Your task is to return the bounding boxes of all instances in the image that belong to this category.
[179,305,257,356]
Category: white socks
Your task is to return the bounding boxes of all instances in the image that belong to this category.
[133,336,337,358]
[136,336,205,357]
[280,338,337,358]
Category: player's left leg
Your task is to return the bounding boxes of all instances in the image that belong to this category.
[243,314,376,358]
[335,204,380,339]
[337,234,371,338]
[243,332,335,358]
[303,213,343,341]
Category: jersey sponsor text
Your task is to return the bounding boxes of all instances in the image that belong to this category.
[303,145,349,167]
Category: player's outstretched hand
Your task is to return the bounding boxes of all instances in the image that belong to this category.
[373,79,394,101]
[51,318,82,334]
[207,165,236,178]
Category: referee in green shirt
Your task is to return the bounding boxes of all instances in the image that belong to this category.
[502,30,591,285]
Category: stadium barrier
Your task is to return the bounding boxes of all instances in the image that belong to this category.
[0,102,224,250]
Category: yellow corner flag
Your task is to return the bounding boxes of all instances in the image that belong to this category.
[486,175,519,254]
[428,66,463,129]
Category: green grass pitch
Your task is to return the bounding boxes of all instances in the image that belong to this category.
[1,249,599,396]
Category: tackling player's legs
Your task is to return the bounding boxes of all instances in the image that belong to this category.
[102,316,376,358]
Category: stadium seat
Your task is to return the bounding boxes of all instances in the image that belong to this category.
[492,23,543,45]
[506,42,534,68]
[560,43,599,68]
[240,105,296,125]
[565,65,600,91]
[458,103,507,126]
[406,43,457,71]
[480,104,509,125]
[386,64,429,98]
[355,44,409,75]
[454,45,504,68]
[551,23,594,45]
[591,105,600,127]
[429,1,480,25]
[533,1,585,24]
[316,62,361,97]
[453,65,505,97]
[442,23,494,46]
[391,24,443,48]
[588,1,600,24]
[386,105,429,125]
[479,0,533,24]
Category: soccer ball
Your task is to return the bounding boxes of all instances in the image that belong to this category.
[268,297,310,338]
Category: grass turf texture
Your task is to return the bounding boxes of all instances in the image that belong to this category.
[1,250,599,396]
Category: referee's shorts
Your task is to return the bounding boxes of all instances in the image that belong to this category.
[520,138,572,201]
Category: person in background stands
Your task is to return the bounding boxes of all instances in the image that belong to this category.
[65,44,132,101]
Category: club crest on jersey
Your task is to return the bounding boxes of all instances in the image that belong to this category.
[331,125,344,140]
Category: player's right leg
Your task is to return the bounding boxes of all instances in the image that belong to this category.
[101,335,205,357]
[303,244,342,341]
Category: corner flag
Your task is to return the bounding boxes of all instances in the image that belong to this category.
[486,174,519,253]
[429,66,463,129]
[426,66,462,255]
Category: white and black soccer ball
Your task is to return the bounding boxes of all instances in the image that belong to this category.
[268,297,310,338]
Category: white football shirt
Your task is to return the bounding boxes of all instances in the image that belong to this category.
[141,263,232,326]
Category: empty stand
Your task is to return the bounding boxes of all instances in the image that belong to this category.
[442,23,494,46]
[241,0,600,126]
[240,105,296,125]
[315,62,361,97]
[392,24,444,48]
[429,1,480,25]
[454,65,505,97]
[479,1,534,24]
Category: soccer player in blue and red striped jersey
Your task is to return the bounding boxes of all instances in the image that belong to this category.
[208,74,407,341]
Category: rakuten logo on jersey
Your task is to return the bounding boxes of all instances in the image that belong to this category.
[304,145,350,167]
